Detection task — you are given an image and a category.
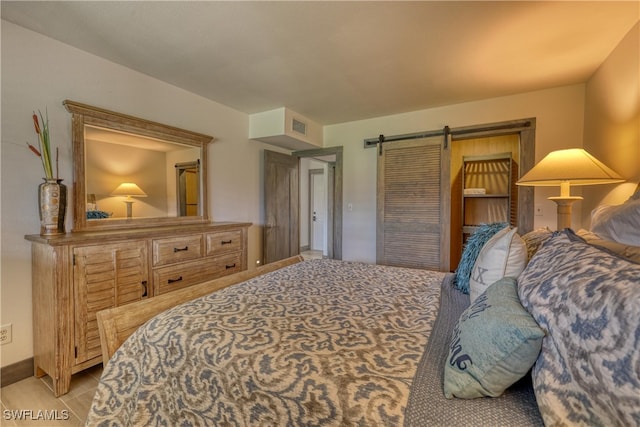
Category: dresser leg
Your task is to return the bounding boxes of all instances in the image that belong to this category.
[33,361,71,396]
[34,364,46,378]
[52,373,71,397]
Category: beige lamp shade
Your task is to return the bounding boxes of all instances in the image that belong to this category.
[516,148,624,230]
[110,182,148,198]
[516,148,623,190]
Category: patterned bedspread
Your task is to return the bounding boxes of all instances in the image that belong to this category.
[86,259,445,426]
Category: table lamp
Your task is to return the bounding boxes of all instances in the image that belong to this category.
[516,148,624,230]
[111,182,147,218]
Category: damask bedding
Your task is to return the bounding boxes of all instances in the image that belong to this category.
[86,259,446,426]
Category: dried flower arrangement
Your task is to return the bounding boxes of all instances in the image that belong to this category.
[26,110,57,180]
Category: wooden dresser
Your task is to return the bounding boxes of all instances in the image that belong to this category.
[25,222,250,396]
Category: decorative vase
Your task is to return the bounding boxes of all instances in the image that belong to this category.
[38,178,67,236]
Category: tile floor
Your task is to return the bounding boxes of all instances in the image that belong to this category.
[301,249,323,260]
[1,364,102,426]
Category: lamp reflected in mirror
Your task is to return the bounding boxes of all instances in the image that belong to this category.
[111,182,148,218]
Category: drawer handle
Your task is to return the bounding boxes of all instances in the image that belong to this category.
[225,263,236,269]
[221,240,233,245]
[173,246,189,252]
[168,276,183,284]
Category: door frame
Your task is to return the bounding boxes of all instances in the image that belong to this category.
[293,146,343,260]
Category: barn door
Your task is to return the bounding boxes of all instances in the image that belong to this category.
[376,136,450,271]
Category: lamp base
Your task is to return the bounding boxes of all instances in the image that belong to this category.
[123,200,134,218]
[548,196,582,230]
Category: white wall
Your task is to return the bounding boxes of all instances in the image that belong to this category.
[0,21,269,367]
[582,22,640,226]
[325,84,587,263]
[86,142,168,218]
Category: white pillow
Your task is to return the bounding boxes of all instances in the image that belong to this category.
[469,227,527,302]
[590,194,640,246]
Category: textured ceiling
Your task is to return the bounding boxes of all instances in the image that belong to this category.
[2,1,638,125]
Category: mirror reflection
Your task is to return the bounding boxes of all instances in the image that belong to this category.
[85,125,201,220]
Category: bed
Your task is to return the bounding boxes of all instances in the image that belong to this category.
[88,257,437,425]
[87,214,640,426]
[87,254,544,426]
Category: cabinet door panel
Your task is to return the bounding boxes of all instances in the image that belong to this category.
[74,240,148,364]
[84,264,115,278]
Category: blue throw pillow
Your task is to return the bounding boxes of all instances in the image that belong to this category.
[86,210,111,219]
[444,276,544,399]
[454,222,507,293]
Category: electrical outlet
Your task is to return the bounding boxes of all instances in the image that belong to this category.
[0,324,12,345]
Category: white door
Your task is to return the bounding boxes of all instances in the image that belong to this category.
[310,170,326,252]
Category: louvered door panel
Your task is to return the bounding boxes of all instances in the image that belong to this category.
[74,241,148,364]
[377,137,450,270]
[116,247,148,305]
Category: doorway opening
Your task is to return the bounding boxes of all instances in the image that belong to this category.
[294,146,343,260]
[175,161,200,216]
[301,163,328,259]
[263,146,343,265]
[448,120,536,270]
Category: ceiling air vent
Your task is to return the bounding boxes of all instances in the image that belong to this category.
[292,118,307,136]
[249,108,321,150]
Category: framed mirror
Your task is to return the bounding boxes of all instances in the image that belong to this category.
[64,100,214,232]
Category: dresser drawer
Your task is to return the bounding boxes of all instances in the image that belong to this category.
[206,230,242,256]
[154,252,243,295]
[153,235,203,267]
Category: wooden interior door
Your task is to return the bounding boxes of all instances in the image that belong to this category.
[376,136,450,271]
[264,150,300,264]
[185,168,199,216]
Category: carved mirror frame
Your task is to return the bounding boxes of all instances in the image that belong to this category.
[64,100,214,232]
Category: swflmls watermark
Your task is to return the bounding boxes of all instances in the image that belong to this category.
[3,409,70,421]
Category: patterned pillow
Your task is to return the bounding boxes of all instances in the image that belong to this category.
[444,277,544,399]
[518,230,640,426]
[454,223,507,294]
[590,194,640,246]
[577,228,640,263]
[469,227,527,302]
[521,227,553,262]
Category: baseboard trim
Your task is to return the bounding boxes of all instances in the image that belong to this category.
[1,358,33,387]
